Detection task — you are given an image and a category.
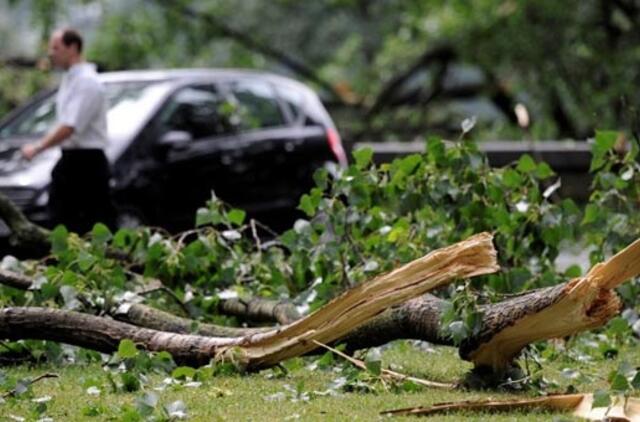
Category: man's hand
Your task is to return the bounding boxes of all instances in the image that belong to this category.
[20,125,74,161]
[21,143,40,161]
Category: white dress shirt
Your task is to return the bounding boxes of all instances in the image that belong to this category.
[56,62,108,149]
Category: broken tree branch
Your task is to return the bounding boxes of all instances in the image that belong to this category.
[115,303,271,338]
[217,297,300,325]
[462,237,640,372]
[0,233,498,370]
[382,393,640,420]
[0,192,50,249]
[1,372,59,398]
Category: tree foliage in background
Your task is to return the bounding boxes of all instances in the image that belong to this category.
[2,0,640,142]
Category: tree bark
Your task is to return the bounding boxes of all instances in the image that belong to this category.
[0,192,50,250]
[217,297,300,325]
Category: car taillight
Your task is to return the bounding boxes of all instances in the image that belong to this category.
[326,127,348,167]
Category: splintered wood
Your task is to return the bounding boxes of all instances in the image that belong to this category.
[234,232,499,369]
[468,238,640,370]
[382,393,640,421]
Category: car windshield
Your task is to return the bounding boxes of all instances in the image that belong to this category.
[0,80,166,140]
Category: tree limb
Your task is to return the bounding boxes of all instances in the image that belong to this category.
[0,233,498,370]
[217,297,300,325]
[0,192,50,249]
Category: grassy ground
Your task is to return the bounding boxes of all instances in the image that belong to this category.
[0,340,637,421]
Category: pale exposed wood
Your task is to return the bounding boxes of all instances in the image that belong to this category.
[467,238,640,371]
[383,393,640,420]
[232,232,498,369]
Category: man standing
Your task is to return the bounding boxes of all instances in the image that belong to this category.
[22,28,114,233]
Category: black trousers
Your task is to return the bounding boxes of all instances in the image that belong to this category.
[49,149,115,234]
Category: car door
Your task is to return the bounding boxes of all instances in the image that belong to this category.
[215,78,299,217]
[143,83,236,230]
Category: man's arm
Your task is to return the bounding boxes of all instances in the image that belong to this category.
[21,125,74,160]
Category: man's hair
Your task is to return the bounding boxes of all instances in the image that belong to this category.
[60,28,83,53]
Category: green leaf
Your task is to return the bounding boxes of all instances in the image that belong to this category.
[397,154,422,174]
[121,372,141,392]
[91,223,112,245]
[353,147,373,169]
[119,405,142,422]
[592,390,611,408]
[50,225,69,255]
[631,371,640,389]
[564,265,582,278]
[113,228,134,249]
[298,188,322,217]
[227,209,246,226]
[582,204,601,225]
[446,321,468,345]
[516,154,537,173]
[610,372,630,392]
[195,208,213,227]
[298,194,316,217]
[135,391,158,416]
[365,359,382,376]
[535,162,555,179]
[607,317,629,336]
[117,339,139,359]
[426,137,446,163]
[590,130,618,171]
[502,169,523,188]
[172,366,196,380]
[315,351,334,369]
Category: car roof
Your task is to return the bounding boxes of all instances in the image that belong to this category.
[98,68,311,92]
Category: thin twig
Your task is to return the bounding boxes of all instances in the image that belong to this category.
[250,219,262,255]
[2,373,59,398]
[311,340,456,389]
[252,219,279,238]
[129,273,191,316]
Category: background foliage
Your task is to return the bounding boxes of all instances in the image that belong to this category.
[2,0,640,142]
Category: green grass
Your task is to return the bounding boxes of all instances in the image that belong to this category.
[1,340,638,421]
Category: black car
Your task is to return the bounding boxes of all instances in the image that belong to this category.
[0,69,347,233]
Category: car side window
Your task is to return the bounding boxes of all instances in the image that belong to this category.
[158,85,232,140]
[228,80,285,130]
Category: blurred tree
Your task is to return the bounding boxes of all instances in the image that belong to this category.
[2,0,640,142]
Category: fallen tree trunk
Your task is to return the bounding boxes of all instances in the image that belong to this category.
[0,233,498,370]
